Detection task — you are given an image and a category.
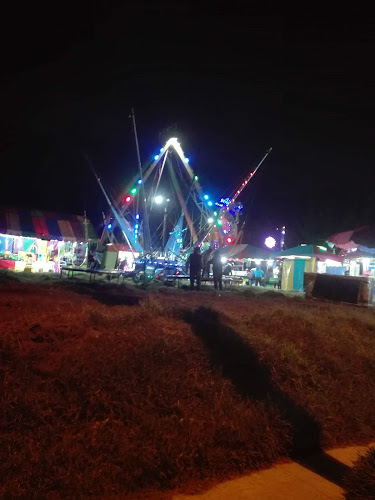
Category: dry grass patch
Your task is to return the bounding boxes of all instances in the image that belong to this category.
[344,446,375,499]
[218,300,375,447]
[0,284,288,498]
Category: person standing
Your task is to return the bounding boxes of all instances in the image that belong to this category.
[223,262,233,276]
[202,247,213,278]
[210,251,223,291]
[277,265,283,289]
[186,247,202,290]
[254,266,264,286]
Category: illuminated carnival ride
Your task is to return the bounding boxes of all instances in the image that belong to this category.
[94,138,271,272]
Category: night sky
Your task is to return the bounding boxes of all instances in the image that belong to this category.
[1,4,374,248]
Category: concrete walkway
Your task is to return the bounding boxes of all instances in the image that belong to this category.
[173,443,374,500]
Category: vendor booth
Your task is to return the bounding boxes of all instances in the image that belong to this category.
[223,244,271,276]
[221,243,278,286]
[0,208,97,273]
[102,243,139,271]
[271,244,343,291]
[327,226,375,277]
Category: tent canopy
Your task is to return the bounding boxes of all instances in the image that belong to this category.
[224,244,270,260]
[342,250,375,259]
[271,244,342,262]
[0,208,97,242]
[327,226,375,252]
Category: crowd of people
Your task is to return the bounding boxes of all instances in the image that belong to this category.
[186,246,282,291]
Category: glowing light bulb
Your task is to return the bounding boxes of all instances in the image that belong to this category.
[207,217,214,223]
[204,195,209,200]
[207,201,213,206]
[265,236,276,249]
[154,155,159,161]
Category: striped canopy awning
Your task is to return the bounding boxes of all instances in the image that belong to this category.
[0,208,98,242]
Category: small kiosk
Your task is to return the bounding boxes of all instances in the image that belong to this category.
[271,244,343,291]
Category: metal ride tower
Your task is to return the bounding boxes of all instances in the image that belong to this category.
[99,139,271,260]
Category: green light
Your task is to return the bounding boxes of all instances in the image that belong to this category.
[130,188,137,195]
[217,220,222,226]
[194,175,198,181]
[214,211,217,216]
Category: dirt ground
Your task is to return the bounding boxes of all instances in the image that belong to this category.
[1,275,375,498]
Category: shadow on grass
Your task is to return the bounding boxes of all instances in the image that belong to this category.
[183,306,350,487]
[60,280,140,306]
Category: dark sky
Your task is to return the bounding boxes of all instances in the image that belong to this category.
[1,4,374,247]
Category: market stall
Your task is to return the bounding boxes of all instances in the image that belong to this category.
[101,243,139,271]
[327,226,375,277]
[271,244,343,291]
[223,244,271,276]
[0,208,97,273]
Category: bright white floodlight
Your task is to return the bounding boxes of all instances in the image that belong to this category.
[265,236,276,249]
[154,195,164,205]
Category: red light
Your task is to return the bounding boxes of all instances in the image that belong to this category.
[226,237,233,244]
[124,195,132,203]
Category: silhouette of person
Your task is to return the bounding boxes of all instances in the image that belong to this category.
[210,251,223,290]
[186,247,202,290]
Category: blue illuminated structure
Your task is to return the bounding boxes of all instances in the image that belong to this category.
[165,214,184,257]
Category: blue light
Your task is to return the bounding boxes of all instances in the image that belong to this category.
[185,157,190,163]
[135,224,139,229]
[207,201,213,206]
[107,223,112,230]
[204,195,209,200]
[137,179,142,185]
[135,214,140,220]
[154,155,159,161]
[160,147,164,153]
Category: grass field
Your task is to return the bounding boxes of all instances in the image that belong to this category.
[1,272,375,498]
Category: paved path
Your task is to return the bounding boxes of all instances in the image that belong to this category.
[173,443,374,500]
